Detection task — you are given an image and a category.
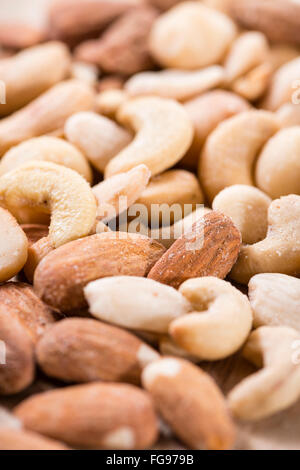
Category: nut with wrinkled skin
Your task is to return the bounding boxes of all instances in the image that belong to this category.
[249,274,300,331]
[228,326,300,420]
[142,357,235,450]
[65,111,132,173]
[169,277,253,360]
[84,276,191,333]
[212,185,271,245]
[36,317,159,384]
[105,96,193,178]
[149,2,237,69]
[230,195,300,284]
[14,382,158,449]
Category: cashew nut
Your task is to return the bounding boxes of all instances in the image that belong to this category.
[255,127,300,198]
[0,208,28,282]
[212,185,271,244]
[230,195,300,284]
[276,103,300,128]
[0,161,97,248]
[0,136,92,183]
[149,2,237,69]
[231,62,272,102]
[84,276,191,333]
[199,110,279,202]
[228,326,300,421]
[71,61,98,87]
[65,111,132,173]
[249,274,300,331]
[95,89,128,119]
[105,97,193,178]
[169,277,253,361]
[0,80,95,157]
[0,42,71,116]
[125,66,225,101]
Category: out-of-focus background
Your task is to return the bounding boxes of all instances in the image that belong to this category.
[0,0,50,26]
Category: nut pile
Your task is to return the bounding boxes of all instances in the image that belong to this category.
[0,0,300,451]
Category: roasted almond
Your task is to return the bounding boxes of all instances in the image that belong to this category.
[14,382,159,449]
[21,224,49,246]
[148,211,241,289]
[36,318,160,384]
[34,232,166,313]
[142,357,235,450]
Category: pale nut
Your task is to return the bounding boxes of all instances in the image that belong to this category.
[262,57,300,111]
[183,90,250,170]
[199,110,279,202]
[95,89,128,119]
[134,169,204,225]
[0,161,97,248]
[228,326,300,421]
[276,103,300,128]
[0,407,21,430]
[105,96,194,178]
[255,127,300,198]
[230,195,300,284]
[267,44,300,72]
[65,111,132,173]
[142,357,235,450]
[0,136,92,183]
[0,79,95,157]
[212,185,272,245]
[169,277,253,360]
[0,24,45,50]
[0,208,28,282]
[159,335,199,362]
[125,66,225,101]
[36,317,159,384]
[224,31,269,83]
[249,274,300,331]
[71,61,98,86]
[14,382,158,449]
[0,429,69,450]
[84,276,191,333]
[0,42,71,116]
[231,62,272,102]
[93,164,151,221]
[34,232,166,313]
[149,2,237,69]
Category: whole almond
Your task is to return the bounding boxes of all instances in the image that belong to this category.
[36,318,159,384]
[142,357,235,450]
[21,224,49,246]
[14,382,158,449]
[0,428,69,450]
[148,211,241,289]
[34,232,166,313]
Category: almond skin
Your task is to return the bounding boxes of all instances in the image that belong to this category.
[0,282,56,343]
[142,357,235,450]
[0,428,69,450]
[14,382,159,449]
[34,232,166,313]
[148,211,241,289]
[21,224,49,246]
[36,318,160,384]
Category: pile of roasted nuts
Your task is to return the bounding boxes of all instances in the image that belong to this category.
[0,0,300,451]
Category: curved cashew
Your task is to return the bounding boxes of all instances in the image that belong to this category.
[212,185,271,244]
[231,63,272,102]
[0,208,28,282]
[199,110,279,202]
[149,2,237,69]
[65,111,132,173]
[230,195,300,284]
[256,127,300,198]
[125,66,225,101]
[249,274,300,331]
[0,136,92,183]
[0,161,97,248]
[0,42,71,116]
[105,97,193,178]
[169,277,253,360]
[84,276,191,333]
[228,326,300,421]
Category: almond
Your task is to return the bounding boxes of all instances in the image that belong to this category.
[34,232,166,313]
[0,428,69,450]
[14,382,159,449]
[142,357,235,450]
[36,318,160,384]
[21,224,49,246]
[147,211,241,289]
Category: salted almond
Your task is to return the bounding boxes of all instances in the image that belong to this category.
[34,232,166,313]
[142,357,235,450]
[148,211,241,289]
[14,382,159,449]
[36,318,159,384]
[0,428,69,450]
